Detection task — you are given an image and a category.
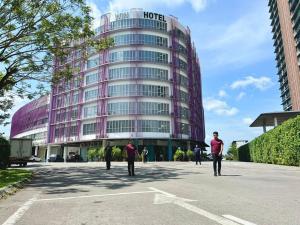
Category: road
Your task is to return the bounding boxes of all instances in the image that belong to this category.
[0,161,300,225]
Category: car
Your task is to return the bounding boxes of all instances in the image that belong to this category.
[67,152,81,162]
[29,155,42,162]
[48,154,64,162]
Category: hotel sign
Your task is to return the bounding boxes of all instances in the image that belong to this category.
[115,11,166,22]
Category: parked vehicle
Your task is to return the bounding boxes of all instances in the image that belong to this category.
[48,154,64,162]
[29,155,41,162]
[8,138,32,167]
[66,152,81,162]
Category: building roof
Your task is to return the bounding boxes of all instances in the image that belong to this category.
[250,111,300,127]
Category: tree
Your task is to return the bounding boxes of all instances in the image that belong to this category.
[0,0,113,125]
[227,142,238,160]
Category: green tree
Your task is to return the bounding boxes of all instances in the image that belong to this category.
[0,0,113,125]
[227,143,238,160]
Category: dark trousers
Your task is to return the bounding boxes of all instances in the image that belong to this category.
[213,154,222,174]
[195,155,201,165]
[106,160,111,170]
[128,159,135,176]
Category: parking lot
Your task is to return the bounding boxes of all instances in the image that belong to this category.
[0,161,300,225]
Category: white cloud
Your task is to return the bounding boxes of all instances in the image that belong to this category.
[236,92,246,100]
[231,76,273,90]
[88,1,102,28]
[243,117,254,125]
[198,1,272,69]
[108,0,208,13]
[204,98,238,116]
[218,90,227,98]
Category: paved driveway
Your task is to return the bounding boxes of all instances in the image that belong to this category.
[0,161,300,225]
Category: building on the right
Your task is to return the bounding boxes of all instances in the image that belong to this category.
[269,0,300,111]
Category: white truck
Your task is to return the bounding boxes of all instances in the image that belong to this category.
[9,138,33,167]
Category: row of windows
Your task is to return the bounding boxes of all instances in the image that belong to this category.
[55,109,78,122]
[108,84,169,98]
[95,18,167,33]
[108,102,169,115]
[56,92,79,108]
[54,125,78,137]
[54,121,189,137]
[107,120,170,133]
[23,132,47,141]
[109,67,168,81]
[113,34,168,47]
[109,50,168,64]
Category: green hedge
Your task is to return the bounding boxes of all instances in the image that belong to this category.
[238,115,300,166]
[0,137,10,169]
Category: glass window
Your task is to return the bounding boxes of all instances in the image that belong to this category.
[86,73,98,85]
[83,123,96,135]
[106,120,135,133]
[85,89,98,101]
[108,102,135,115]
[137,120,170,133]
[83,105,98,118]
[87,58,99,69]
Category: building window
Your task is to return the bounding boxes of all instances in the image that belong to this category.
[108,84,137,97]
[83,105,98,118]
[83,123,96,135]
[138,102,169,115]
[109,67,168,80]
[107,120,135,133]
[85,89,98,101]
[113,34,168,47]
[69,125,78,136]
[180,106,189,119]
[86,73,99,85]
[87,58,99,69]
[180,123,190,135]
[109,50,168,64]
[180,90,188,102]
[108,102,135,115]
[137,120,170,133]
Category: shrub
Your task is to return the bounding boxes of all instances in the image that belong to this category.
[98,147,105,161]
[112,146,122,161]
[186,150,194,161]
[237,115,300,166]
[87,148,97,161]
[0,137,10,169]
[174,149,185,161]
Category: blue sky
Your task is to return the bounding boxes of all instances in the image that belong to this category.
[1,0,282,151]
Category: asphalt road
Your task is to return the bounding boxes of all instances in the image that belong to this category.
[0,161,300,225]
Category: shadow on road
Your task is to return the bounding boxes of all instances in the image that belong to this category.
[26,164,201,195]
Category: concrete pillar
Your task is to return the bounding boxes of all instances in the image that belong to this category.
[102,139,107,148]
[274,117,278,127]
[168,139,173,161]
[187,141,191,150]
[263,120,267,133]
[63,146,68,162]
[46,145,51,163]
[34,146,38,156]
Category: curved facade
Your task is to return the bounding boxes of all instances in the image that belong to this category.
[11,10,205,161]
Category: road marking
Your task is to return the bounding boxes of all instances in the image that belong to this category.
[2,195,38,225]
[148,187,239,225]
[36,190,156,202]
[223,215,257,225]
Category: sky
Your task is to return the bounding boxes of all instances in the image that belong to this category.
[0,0,282,151]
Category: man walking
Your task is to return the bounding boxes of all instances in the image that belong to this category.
[104,141,112,170]
[142,146,148,163]
[125,141,136,176]
[194,145,201,165]
[210,131,224,176]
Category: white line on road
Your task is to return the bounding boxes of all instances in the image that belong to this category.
[36,190,156,202]
[148,187,240,225]
[223,215,257,225]
[2,195,38,225]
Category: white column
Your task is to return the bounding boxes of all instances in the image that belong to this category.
[63,146,68,162]
[34,146,38,156]
[46,145,51,163]
[274,117,278,127]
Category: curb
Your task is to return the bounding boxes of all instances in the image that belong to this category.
[0,174,33,200]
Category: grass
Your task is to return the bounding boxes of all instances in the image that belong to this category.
[0,169,32,189]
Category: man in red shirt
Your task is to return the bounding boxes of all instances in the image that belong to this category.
[125,141,136,176]
[210,131,224,176]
